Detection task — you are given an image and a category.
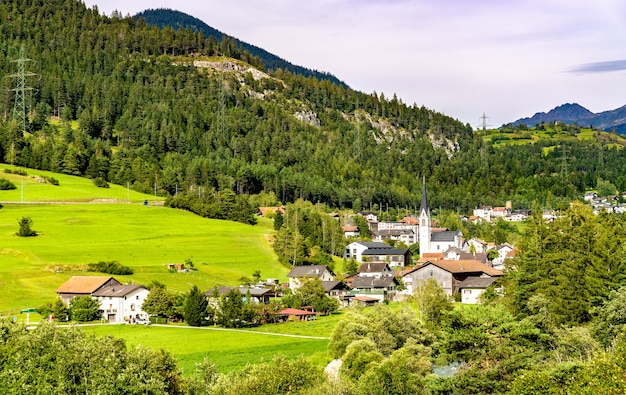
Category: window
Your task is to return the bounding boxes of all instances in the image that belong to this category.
[136,295,139,300]
[130,304,135,311]
[463,289,471,294]
[429,270,433,277]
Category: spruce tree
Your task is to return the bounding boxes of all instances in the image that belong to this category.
[183,285,207,326]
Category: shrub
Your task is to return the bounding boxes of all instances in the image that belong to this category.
[92,177,109,188]
[41,175,59,185]
[0,178,17,190]
[87,261,133,275]
[16,217,37,237]
[4,168,27,176]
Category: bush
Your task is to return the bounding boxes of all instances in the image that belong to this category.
[16,217,37,237]
[69,296,100,322]
[0,178,17,190]
[41,175,59,186]
[87,261,133,275]
[4,168,27,176]
[92,177,109,188]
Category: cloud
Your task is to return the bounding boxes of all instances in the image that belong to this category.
[570,59,626,73]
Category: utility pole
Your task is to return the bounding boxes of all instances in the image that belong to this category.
[8,44,37,133]
[560,146,568,178]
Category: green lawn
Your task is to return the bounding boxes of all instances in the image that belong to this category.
[84,324,330,375]
[0,202,285,315]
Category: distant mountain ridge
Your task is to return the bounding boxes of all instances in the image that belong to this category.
[511,103,626,134]
[136,8,347,87]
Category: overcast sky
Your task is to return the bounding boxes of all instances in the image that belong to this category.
[82,0,626,128]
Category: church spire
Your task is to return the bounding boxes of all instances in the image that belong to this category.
[420,176,429,217]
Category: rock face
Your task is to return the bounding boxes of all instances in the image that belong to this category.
[294,111,321,127]
[193,60,271,81]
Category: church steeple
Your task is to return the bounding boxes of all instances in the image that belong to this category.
[419,176,431,258]
[419,175,429,218]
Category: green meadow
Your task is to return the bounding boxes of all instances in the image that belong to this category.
[0,167,286,315]
[85,324,330,375]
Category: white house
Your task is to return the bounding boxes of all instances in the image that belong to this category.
[92,284,150,323]
[458,277,498,304]
[287,265,335,290]
[342,225,360,238]
[344,241,391,262]
[491,243,515,271]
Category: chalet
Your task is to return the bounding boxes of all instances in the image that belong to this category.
[371,228,416,246]
[287,265,335,290]
[56,276,121,305]
[92,284,150,323]
[56,276,150,323]
[358,211,379,224]
[321,281,351,306]
[358,262,394,277]
[206,286,279,305]
[361,247,411,268]
[349,275,399,302]
[458,277,499,304]
[344,241,390,262]
[342,225,360,238]
[408,260,503,296]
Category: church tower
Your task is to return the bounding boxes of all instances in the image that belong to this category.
[419,176,431,258]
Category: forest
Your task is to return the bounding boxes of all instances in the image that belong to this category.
[1,0,626,219]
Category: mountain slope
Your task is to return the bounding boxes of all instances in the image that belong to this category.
[135,8,347,87]
[511,103,626,133]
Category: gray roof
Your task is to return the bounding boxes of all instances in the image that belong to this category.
[320,281,348,292]
[459,252,488,263]
[356,242,392,249]
[287,265,334,278]
[362,248,408,256]
[92,284,146,298]
[458,277,497,289]
[431,230,462,242]
[358,262,392,273]
[207,286,275,297]
[351,275,398,289]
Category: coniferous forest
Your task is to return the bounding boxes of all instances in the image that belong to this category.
[2,0,626,218]
[3,1,626,394]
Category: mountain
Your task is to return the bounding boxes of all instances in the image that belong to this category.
[511,103,626,134]
[135,8,347,87]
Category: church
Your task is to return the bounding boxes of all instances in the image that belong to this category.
[418,178,463,258]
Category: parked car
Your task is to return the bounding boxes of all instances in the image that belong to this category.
[134,317,151,325]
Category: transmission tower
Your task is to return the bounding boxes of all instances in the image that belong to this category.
[8,44,37,132]
[478,112,491,130]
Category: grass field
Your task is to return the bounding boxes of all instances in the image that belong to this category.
[0,203,285,314]
[0,165,286,315]
[85,324,330,375]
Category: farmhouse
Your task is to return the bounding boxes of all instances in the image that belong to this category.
[344,241,411,267]
[92,284,150,323]
[287,265,335,290]
[349,275,399,302]
[207,286,280,304]
[56,276,121,305]
[407,260,503,296]
[56,276,150,323]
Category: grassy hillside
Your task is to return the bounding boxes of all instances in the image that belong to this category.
[0,164,159,203]
[0,168,285,315]
[480,126,626,149]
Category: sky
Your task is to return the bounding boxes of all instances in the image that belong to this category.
[82,0,626,128]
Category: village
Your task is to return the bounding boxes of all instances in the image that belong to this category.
[52,182,514,325]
